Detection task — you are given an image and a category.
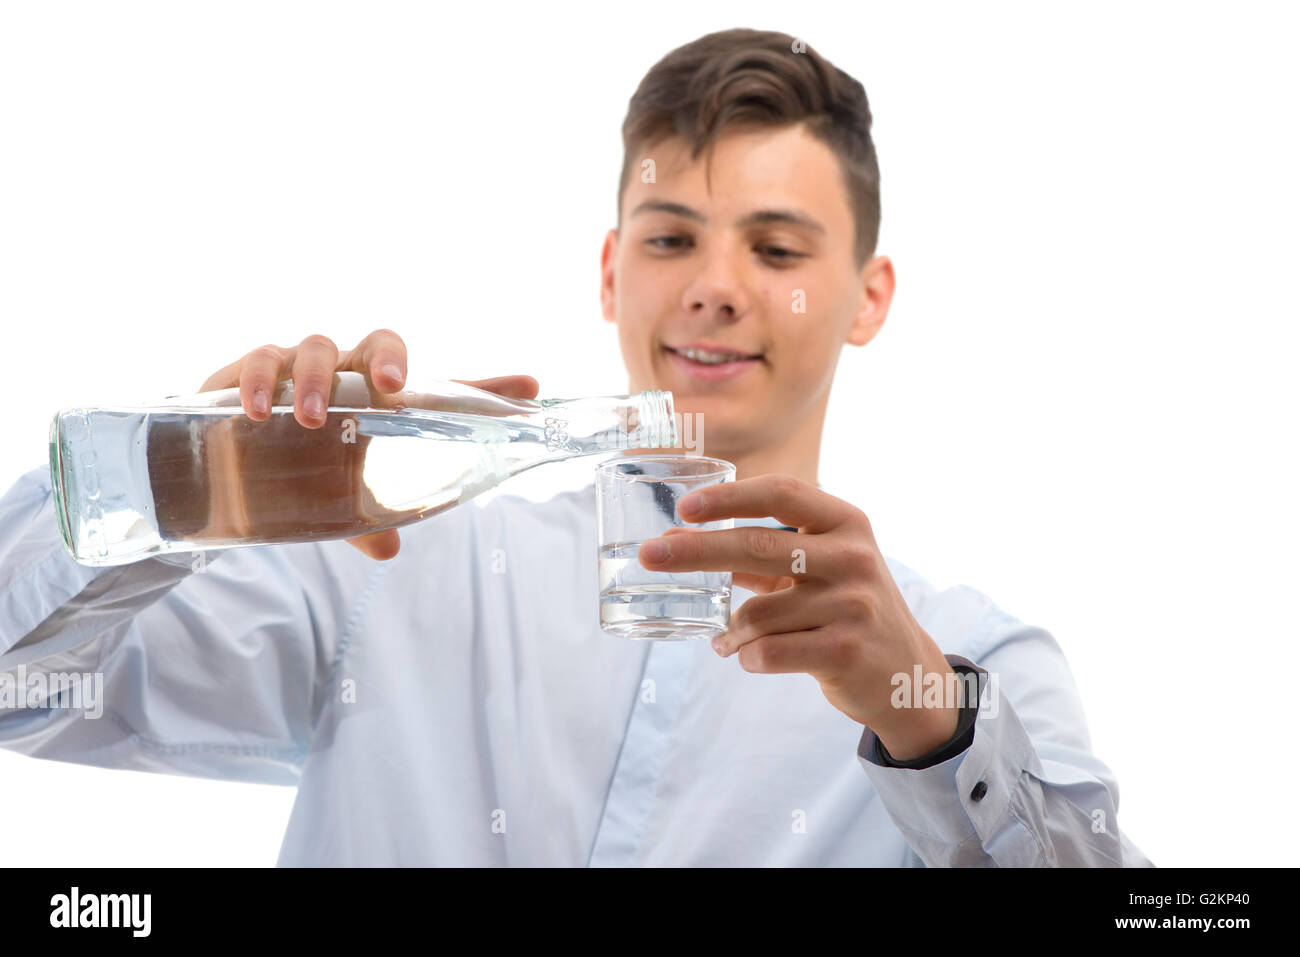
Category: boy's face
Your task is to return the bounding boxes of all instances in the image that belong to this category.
[602,122,893,459]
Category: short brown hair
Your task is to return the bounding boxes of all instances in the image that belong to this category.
[619,28,882,265]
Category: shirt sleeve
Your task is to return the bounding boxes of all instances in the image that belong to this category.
[856,606,1154,867]
[0,463,378,785]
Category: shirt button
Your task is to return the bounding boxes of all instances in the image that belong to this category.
[970,781,988,801]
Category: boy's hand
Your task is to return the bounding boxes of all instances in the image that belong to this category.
[637,474,962,761]
[200,329,539,561]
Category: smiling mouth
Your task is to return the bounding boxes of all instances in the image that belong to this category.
[663,345,765,366]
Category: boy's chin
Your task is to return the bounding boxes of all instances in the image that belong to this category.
[671,410,756,461]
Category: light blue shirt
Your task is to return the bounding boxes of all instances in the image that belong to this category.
[0,464,1151,866]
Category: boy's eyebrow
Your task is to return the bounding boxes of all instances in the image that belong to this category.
[630,200,826,234]
[737,208,827,234]
[630,200,707,223]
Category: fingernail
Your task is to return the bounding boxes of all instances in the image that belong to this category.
[680,493,704,517]
[252,390,269,416]
[711,636,725,656]
[641,539,669,562]
[381,362,404,384]
[303,393,325,420]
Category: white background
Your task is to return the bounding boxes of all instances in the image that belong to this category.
[1,0,1295,866]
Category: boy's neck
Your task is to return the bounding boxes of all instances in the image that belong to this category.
[701,392,827,487]
[714,428,822,487]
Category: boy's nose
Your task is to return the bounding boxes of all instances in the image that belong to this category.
[680,259,750,321]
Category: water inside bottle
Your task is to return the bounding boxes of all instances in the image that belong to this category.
[53,405,553,565]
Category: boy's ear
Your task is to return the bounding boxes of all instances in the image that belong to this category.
[600,229,619,323]
[847,254,895,347]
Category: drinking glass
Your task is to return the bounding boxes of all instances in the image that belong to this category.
[596,454,735,640]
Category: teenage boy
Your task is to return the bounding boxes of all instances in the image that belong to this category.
[0,28,1150,867]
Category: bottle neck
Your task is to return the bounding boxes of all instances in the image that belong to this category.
[541,390,676,456]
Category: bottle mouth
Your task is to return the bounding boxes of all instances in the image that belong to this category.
[636,390,677,449]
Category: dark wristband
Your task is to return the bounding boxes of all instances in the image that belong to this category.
[874,665,980,769]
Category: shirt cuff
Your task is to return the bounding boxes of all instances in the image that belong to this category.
[856,653,1047,865]
[872,660,980,770]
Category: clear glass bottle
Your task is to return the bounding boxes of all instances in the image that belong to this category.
[50,372,676,566]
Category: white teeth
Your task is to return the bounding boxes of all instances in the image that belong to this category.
[678,347,750,365]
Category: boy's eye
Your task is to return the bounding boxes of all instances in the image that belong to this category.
[646,235,691,251]
[757,245,802,263]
